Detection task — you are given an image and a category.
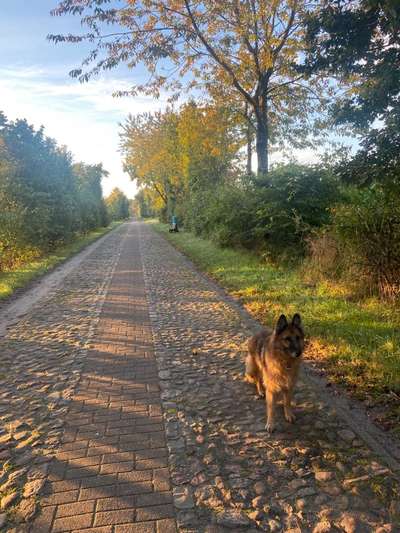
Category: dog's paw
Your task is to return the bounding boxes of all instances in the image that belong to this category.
[265,422,275,433]
[284,411,296,423]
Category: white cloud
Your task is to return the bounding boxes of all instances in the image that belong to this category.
[270,148,320,166]
[0,65,169,198]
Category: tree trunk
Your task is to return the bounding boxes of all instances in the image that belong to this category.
[165,180,177,222]
[255,96,269,177]
[246,123,253,175]
[244,102,253,176]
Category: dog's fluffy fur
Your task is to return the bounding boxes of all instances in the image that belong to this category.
[245,313,304,432]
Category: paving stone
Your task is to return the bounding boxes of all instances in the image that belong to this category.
[216,509,252,528]
[94,509,135,526]
[338,513,360,533]
[172,486,194,509]
[1,491,18,510]
[17,498,37,522]
[338,429,356,443]
[52,513,93,532]
[315,470,335,483]
[115,524,155,533]
[56,500,95,518]
[23,478,45,497]
[136,504,175,521]
[313,520,332,533]
[156,518,177,533]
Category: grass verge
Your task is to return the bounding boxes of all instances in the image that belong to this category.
[0,221,123,301]
[151,221,400,435]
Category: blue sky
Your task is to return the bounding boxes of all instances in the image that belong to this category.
[0,1,169,198]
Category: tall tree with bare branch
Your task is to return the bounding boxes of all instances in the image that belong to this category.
[50,0,326,176]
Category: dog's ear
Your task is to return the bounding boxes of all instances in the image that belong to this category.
[276,314,288,334]
[292,313,302,329]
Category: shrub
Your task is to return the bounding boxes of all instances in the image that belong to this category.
[304,229,341,280]
[332,186,400,299]
[179,164,341,256]
[184,185,259,248]
[254,164,341,255]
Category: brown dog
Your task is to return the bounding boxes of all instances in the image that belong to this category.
[245,314,304,432]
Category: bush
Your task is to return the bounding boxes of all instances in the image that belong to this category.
[304,229,341,280]
[253,164,341,255]
[179,164,341,257]
[184,185,259,248]
[332,186,400,299]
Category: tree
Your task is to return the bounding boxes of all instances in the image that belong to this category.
[50,0,325,176]
[133,190,157,219]
[176,102,240,191]
[73,162,109,230]
[105,188,130,221]
[0,116,79,247]
[204,80,256,175]
[304,0,400,186]
[120,102,239,220]
[120,109,181,220]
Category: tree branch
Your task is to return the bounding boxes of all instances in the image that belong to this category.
[268,75,304,94]
[153,183,168,204]
[183,0,255,107]
[272,2,298,62]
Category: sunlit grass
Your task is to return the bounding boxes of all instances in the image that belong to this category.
[0,221,123,301]
[151,221,400,433]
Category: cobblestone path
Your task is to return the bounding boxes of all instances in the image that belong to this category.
[1,221,399,533]
[139,223,400,533]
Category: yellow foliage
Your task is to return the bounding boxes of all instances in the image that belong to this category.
[120,102,239,214]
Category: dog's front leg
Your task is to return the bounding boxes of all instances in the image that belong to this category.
[265,389,276,433]
[283,389,295,423]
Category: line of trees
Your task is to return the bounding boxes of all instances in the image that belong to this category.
[0,112,130,271]
[126,104,400,300]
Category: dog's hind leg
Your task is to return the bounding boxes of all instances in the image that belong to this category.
[245,354,264,398]
[245,354,257,382]
[255,376,265,398]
